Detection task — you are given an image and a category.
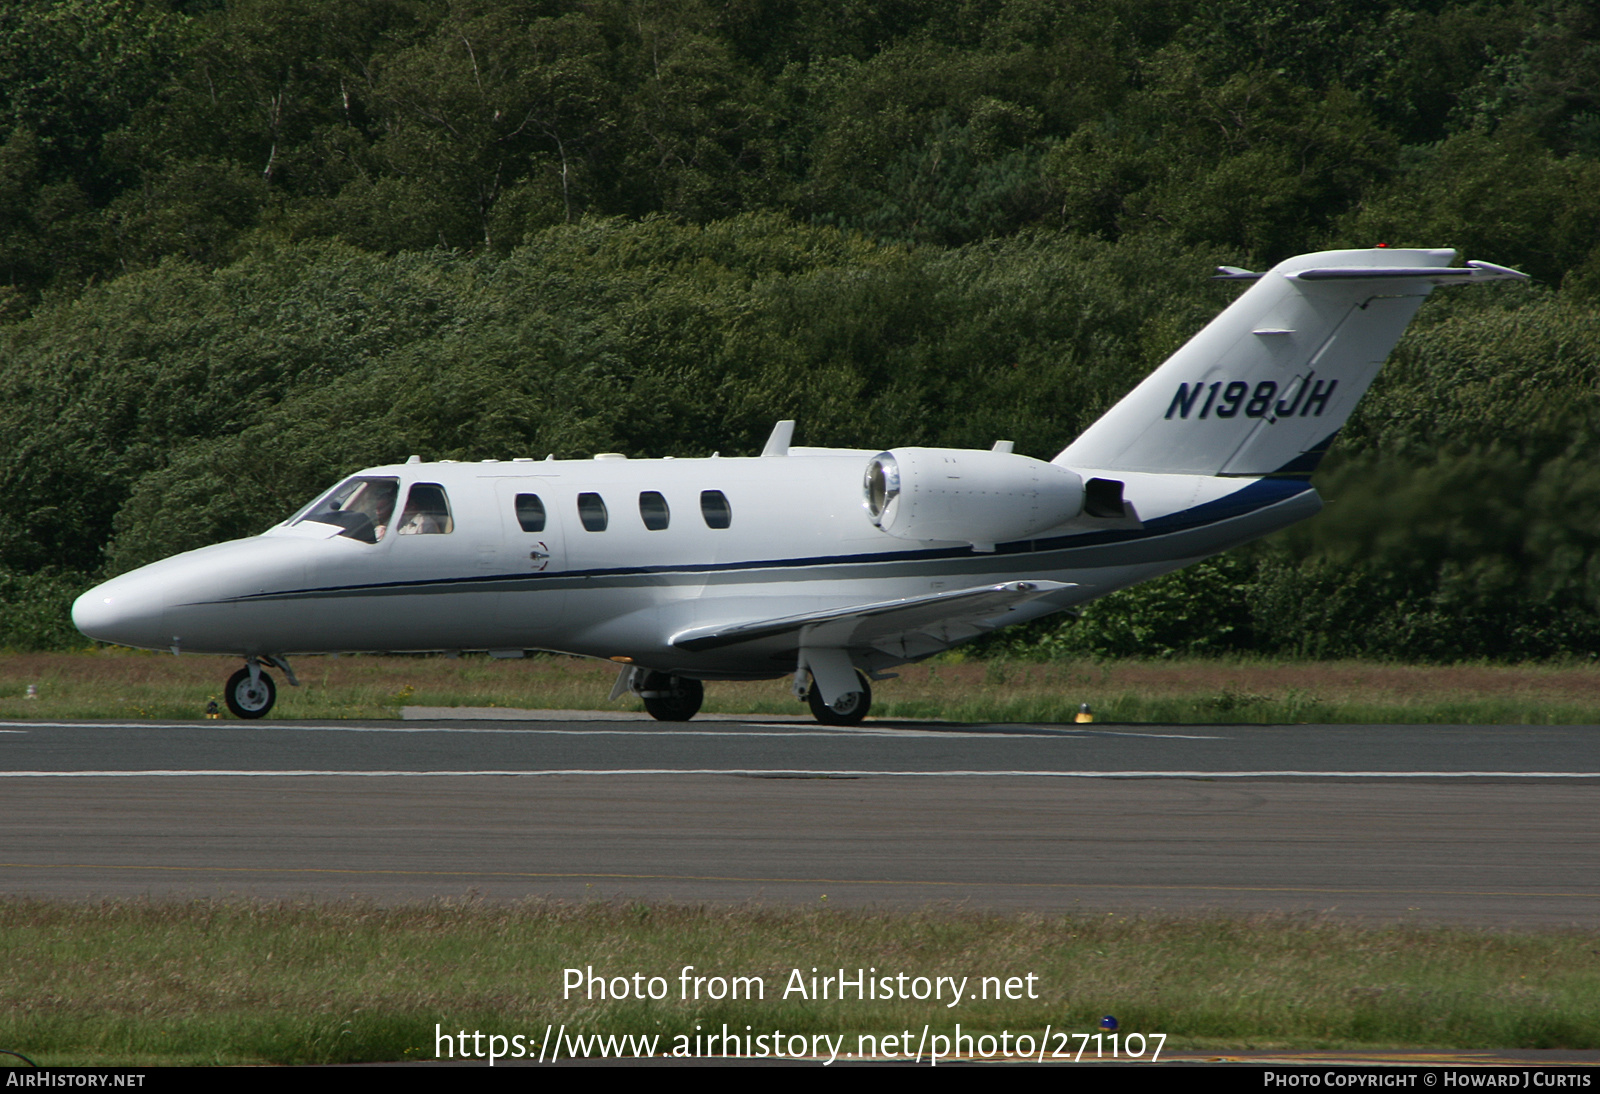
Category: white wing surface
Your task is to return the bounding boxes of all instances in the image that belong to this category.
[669,579,1072,659]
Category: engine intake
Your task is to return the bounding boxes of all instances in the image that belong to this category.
[863,448,1085,551]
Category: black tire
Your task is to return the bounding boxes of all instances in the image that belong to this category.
[224,666,276,719]
[640,673,704,721]
[807,671,871,725]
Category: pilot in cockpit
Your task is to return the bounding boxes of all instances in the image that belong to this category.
[397,483,453,535]
[295,477,398,543]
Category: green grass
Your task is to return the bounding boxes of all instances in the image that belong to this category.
[3,899,1599,1065]
[3,648,1600,724]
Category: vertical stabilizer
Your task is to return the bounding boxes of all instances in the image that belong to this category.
[1054,249,1523,477]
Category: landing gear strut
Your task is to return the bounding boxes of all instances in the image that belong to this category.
[807,670,872,726]
[224,663,276,718]
[639,672,704,722]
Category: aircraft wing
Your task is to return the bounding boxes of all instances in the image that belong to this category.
[670,580,1073,659]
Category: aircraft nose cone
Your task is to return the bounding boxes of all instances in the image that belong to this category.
[72,578,167,648]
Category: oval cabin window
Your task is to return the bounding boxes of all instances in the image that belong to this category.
[639,491,671,530]
[700,490,731,529]
[577,492,608,531]
[515,493,546,532]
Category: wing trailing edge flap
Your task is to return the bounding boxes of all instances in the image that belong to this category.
[669,580,1074,658]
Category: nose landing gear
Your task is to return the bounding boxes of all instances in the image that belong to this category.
[221,656,298,719]
[224,664,276,718]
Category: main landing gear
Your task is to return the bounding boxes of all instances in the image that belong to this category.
[638,671,704,722]
[622,665,872,725]
[222,656,297,719]
[806,670,872,726]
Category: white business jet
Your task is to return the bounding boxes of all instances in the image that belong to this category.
[72,248,1524,722]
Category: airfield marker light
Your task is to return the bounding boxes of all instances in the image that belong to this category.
[1100,1016,1119,1032]
[24,684,37,700]
[205,699,220,719]
[1076,702,1094,723]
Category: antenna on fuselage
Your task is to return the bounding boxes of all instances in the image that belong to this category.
[761,420,795,457]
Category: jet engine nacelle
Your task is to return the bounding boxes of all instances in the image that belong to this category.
[863,447,1085,551]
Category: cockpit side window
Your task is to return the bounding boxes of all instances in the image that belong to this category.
[398,483,454,534]
[293,477,399,544]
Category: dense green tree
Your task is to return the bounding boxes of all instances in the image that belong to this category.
[1246,289,1600,660]
[0,0,186,293]
[0,0,187,197]
[365,3,618,246]
[1339,130,1600,289]
[1454,0,1600,154]
[1368,0,1540,145]
[1048,56,1398,262]
[0,127,107,296]
[611,8,786,221]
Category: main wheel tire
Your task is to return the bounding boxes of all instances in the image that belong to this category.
[641,673,704,721]
[807,671,872,726]
[224,666,276,719]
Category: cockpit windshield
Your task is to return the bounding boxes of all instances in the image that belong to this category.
[292,477,399,544]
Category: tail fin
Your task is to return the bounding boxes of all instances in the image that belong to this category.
[1054,248,1525,477]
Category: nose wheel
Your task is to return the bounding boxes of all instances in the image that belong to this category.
[224,665,277,719]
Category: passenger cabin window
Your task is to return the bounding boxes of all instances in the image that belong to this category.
[639,491,670,530]
[700,490,732,529]
[578,492,608,531]
[294,477,398,544]
[515,493,546,532]
[397,483,454,534]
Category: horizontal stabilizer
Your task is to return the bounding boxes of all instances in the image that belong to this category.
[1290,260,1527,283]
[671,580,1072,656]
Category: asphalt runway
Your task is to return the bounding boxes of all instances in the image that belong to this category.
[2,716,1598,924]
